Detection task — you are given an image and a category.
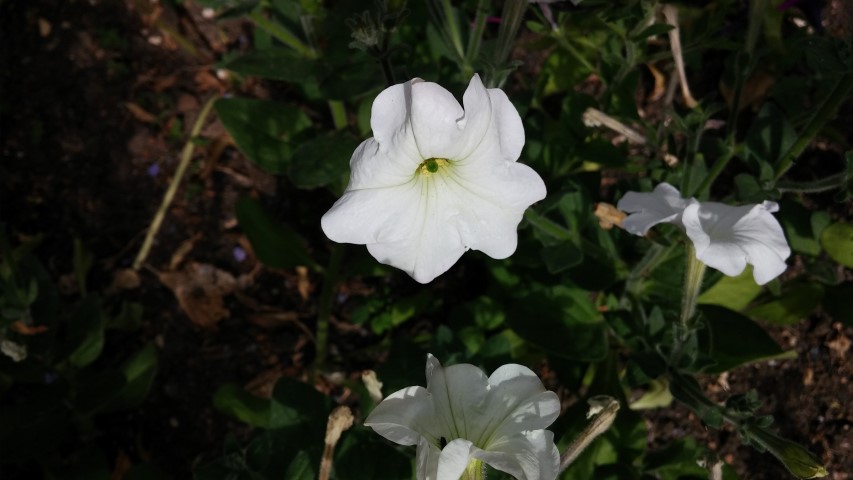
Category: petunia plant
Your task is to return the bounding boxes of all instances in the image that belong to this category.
[189,1,851,480]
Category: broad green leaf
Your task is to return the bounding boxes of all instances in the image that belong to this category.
[220,50,317,82]
[541,242,583,273]
[215,98,311,173]
[747,282,824,325]
[235,197,316,270]
[507,285,607,362]
[288,131,359,189]
[270,377,330,430]
[213,383,272,428]
[697,267,762,311]
[820,222,853,267]
[103,344,159,412]
[780,200,828,256]
[67,296,105,368]
[284,451,315,480]
[745,103,796,166]
[697,305,795,373]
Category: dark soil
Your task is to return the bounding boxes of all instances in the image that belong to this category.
[1,1,850,479]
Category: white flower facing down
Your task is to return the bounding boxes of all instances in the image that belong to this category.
[364,354,560,480]
[617,182,791,285]
[321,75,547,283]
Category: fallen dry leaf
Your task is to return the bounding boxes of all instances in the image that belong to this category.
[125,102,159,124]
[107,268,141,295]
[158,262,238,328]
[11,321,48,336]
[594,202,627,230]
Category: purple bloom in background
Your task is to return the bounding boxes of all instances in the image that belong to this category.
[147,163,160,177]
[778,0,801,10]
[232,246,247,262]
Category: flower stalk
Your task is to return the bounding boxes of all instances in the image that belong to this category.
[314,243,345,372]
[559,396,620,472]
[679,242,706,329]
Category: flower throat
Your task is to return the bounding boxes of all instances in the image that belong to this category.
[418,157,450,175]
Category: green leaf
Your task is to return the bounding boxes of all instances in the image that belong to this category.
[697,267,762,311]
[744,103,796,166]
[335,427,413,480]
[284,451,315,480]
[541,242,583,273]
[67,296,106,368]
[507,285,607,362]
[780,200,830,256]
[215,98,311,174]
[220,50,317,82]
[747,281,824,325]
[213,383,272,428]
[820,221,853,267]
[748,427,828,479]
[270,377,330,430]
[103,344,159,411]
[697,305,795,373]
[630,23,675,41]
[235,197,316,270]
[287,132,359,189]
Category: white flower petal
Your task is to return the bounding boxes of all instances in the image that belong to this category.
[364,385,439,446]
[347,138,417,190]
[417,436,442,480]
[370,79,423,164]
[476,365,561,445]
[427,355,491,440]
[617,182,691,235]
[437,438,477,480]
[683,200,791,285]
[409,81,467,160]
[487,88,525,161]
[320,182,420,245]
[475,430,560,480]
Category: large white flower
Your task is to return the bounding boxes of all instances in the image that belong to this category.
[617,183,791,285]
[682,200,791,285]
[364,354,560,480]
[321,75,547,283]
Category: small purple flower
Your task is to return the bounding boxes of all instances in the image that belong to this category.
[778,0,801,10]
[147,163,161,177]
[232,246,247,262]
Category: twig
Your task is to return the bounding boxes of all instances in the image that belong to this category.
[132,96,217,270]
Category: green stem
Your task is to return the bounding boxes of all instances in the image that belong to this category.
[679,243,706,329]
[692,139,740,199]
[465,0,490,69]
[314,244,345,371]
[489,0,528,88]
[774,72,853,183]
[133,96,217,270]
[440,0,466,63]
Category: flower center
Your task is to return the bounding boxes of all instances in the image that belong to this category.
[417,157,450,175]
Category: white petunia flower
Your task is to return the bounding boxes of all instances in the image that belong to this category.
[616,182,690,235]
[364,354,560,480]
[682,200,791,285]
[617,182,791,285]
[321,75,547,283]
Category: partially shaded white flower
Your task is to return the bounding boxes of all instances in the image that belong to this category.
[364,354,560,480]
[321,75,546,283]
[682,200,790,285]
[616,182,690,235]
[616,182,791,285]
